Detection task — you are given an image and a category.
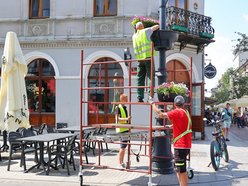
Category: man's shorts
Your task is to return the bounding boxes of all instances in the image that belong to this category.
[223,119,231,128]
[120,131,129,149]
[174,148,190,173]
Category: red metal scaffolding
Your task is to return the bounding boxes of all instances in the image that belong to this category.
[78,49,193,185]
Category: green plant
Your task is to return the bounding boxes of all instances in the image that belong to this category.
[155,82,189,97]
[131,16,159,29]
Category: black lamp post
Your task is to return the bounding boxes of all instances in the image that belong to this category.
[152,0,174,174]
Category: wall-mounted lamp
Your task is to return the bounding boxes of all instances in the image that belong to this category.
[124,47,132,66]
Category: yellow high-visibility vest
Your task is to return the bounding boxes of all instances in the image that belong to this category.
[116,104,129,133]
[133,29,153,60]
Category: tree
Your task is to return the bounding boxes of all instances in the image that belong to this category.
[211,68,233,104]
[210,32,248,104]
[232,74,248,98]
[233,32,248,56]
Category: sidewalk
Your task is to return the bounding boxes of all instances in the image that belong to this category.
[0,125,248,186]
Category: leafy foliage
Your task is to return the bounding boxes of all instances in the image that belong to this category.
[233,32,248,56]
[211,67,248,104]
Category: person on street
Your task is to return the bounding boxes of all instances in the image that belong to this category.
[111,72,121,113]
[132,22,159,102]
[222,103,233,141]
[115,93,131,169]
[243,107,248,126]
[149,95,192,186]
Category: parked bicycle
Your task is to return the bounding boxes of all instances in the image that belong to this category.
[208,119,229,171]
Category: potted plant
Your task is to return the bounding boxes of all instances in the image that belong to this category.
[155,82,190,102]
[131,16,159,29]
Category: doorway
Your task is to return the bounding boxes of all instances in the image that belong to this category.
[26,58,56,127]
[167,59,204,134]
[88,57,123,125]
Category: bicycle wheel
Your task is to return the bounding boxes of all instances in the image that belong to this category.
[221,137,229,162]
[210,140,220,171]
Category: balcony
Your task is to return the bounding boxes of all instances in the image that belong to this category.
[166,6,215,53]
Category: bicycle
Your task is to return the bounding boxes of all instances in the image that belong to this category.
[208,119,229,171]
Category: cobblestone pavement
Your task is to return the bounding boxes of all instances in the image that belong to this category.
[0,125,248,186]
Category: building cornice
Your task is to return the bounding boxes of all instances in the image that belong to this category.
[0,40,133,49]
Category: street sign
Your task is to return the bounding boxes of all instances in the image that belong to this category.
[204,63,217,79]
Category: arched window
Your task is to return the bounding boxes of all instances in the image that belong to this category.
[88,57,123,124]
[26,58,55,126]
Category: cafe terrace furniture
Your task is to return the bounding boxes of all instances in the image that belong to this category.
[7,130,38,171]
[16,133,75,175]
[56,126,95,164]
[56,125,95,133]
[47,135,77,175]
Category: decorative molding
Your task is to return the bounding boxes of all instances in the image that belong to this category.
[28,24,48,36]
[94,23,115,35]
[0,40,133,50]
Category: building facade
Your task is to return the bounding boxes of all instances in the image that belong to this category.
[0,0,214,137]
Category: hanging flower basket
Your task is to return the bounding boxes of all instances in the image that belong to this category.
[157,92,177,102]
[150,30,179,51]
[131,16,159,29]
[155,82,190,102]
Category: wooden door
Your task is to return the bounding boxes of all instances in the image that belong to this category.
[166,60,190,85]
[166,60,204,133]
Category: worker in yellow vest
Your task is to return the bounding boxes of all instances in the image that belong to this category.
[149,95,192,186]
[115,93,131,169]
[132,22,159,102]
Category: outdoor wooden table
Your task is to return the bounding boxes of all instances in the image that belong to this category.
[56,126,95,133]
[16,133,75,174]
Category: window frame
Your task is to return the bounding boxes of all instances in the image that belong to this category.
[26,58,55,114]
[94,0,117,17]
[29,0,50,19]
[168,0,188,9]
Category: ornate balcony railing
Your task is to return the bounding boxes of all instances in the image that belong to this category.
[166,6,215,52]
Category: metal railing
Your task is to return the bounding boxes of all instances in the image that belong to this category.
[166,6,215,37]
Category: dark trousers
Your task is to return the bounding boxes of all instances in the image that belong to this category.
[137,59,155,100]
[237,117,244,128]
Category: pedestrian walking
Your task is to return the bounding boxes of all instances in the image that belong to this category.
[222,103,233,141]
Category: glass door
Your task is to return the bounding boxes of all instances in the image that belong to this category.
[88,57,123,125]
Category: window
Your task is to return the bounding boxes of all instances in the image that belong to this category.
[26,59,55,113]
[168,0,187,9]
[94,0,117,17]
[29,0,50,19]
[192,85,201,116]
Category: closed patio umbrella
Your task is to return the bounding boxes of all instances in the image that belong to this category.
[0,31,30,132]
